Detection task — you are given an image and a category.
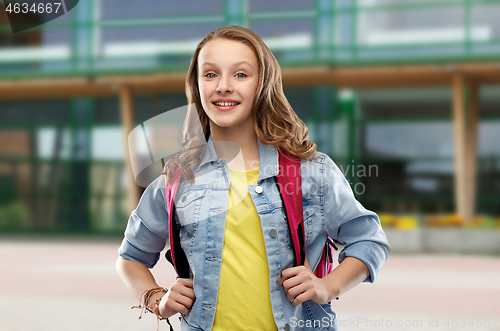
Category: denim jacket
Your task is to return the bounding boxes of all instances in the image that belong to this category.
[118,134,391,331]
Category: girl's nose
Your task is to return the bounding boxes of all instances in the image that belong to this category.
[216,76,233,94]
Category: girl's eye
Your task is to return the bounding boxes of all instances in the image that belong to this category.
[204,72,246,78]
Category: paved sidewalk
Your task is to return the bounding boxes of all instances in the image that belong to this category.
[0,237,181,331]
[1,237,499,331]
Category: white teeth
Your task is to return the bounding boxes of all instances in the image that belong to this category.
[214,102,239,106]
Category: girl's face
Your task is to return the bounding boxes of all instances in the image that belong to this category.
[197,38,259,134]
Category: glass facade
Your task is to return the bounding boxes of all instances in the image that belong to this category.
[1,0,499,232]
[357,86,500,215]
[2,1,500,77]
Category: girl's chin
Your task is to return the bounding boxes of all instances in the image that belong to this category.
[209,114,252,131]
[212,122,237,129]
[211,119,247,130]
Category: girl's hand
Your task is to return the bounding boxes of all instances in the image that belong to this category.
[277,258,337,306]
[159,278,196,318]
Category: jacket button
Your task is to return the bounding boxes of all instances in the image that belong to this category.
[284,324,290,331]
[255,185,263,194]
[181,196,186,202]
[269,228,277,238]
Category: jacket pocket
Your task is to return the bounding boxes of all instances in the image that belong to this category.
[303,205,316,245]
[279,204,315,248]
[176,188,206,235]
[180,314,204,330]
[302,301,339,331]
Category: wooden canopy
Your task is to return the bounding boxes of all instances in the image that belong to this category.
[1,61,497,221]
[0,62,499,99]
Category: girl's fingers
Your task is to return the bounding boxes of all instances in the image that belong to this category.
[291,290,314,306]
[286,282,308,302]
[161,294,190,317]
[176,283,196,301]
[166,300,190,315]
[170,290,194,309]
[279,265,308,286]
[282,273,306,293]
[162,290,195,316]
[162,278,196,317]
[280,266,302,281]
[171,279,196,300]
[178,278,194,288]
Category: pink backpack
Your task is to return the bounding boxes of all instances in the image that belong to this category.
[164,148,338,286]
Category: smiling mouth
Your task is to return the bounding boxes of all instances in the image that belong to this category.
[212,102,240,107]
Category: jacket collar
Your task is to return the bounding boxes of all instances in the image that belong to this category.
[196,133,279,182]
[195,134,219,171]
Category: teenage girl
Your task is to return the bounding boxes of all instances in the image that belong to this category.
[116,25,391,331]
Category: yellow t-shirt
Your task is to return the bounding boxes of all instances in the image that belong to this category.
[212,167,277,331]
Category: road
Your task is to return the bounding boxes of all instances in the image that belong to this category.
[1,237,499,331]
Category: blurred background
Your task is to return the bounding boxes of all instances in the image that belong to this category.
[0,0,499,330]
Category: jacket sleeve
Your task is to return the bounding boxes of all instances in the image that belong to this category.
[322,154,391,283]
[118,175,170,269]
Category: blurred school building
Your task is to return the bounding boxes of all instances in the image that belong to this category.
[0,0,499,244]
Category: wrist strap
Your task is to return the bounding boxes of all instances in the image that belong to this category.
[166,317,174,331]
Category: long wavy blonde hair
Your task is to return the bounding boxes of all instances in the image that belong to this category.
[164,25,320,186]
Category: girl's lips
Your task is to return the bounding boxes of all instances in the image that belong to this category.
[213,103,239,111]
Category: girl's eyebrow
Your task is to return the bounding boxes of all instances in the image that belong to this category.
[200,61,253,69]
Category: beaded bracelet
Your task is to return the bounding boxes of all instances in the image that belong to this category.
[131,287,170,331]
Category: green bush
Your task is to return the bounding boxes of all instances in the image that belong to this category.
[0,202,29,230]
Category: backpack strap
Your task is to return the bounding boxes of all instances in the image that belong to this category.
[314,237,338,278]
[165,165,190,278]
[276,149,337,280]
[276,148,305,267]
